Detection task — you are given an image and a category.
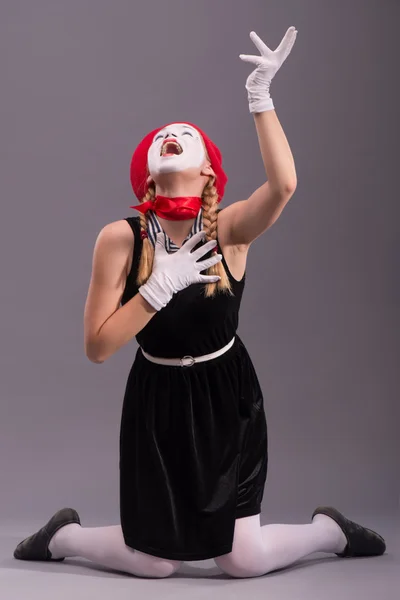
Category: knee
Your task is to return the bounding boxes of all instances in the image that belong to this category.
[214,552,266,579]
[158,559,182,578]
[142,559,182,579]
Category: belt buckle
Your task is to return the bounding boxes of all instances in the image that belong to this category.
[180,355,195,367]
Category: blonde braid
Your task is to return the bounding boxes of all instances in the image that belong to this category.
[202,176,233,298]
[137,185,156,286]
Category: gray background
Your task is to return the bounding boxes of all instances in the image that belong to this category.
[0,0,398,542]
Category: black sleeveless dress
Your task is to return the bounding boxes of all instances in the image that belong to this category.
[119,214,268,561]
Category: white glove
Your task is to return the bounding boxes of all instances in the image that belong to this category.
[239,27,298,113]
[139,231,222,311]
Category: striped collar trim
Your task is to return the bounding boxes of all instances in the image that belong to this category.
[146,208,203,252]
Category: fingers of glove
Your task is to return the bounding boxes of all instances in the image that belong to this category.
[197,274,221,283]
[155,232,167,250]
[275,26,297,61]
[191,239,219,260]
[195,254,223,271]
[239,53,263,66]
[249,31,272,56]
[179,230,206,252]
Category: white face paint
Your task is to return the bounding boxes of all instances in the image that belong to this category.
[147,123,206,177]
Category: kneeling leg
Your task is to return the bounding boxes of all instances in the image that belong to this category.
[214,513,346,578]
[49,523,182,578]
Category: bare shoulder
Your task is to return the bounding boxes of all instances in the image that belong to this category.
[97,218,135,245]
[94,219,134,269]
[88,219,136,291]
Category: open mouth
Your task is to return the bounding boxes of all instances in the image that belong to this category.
[160,139,183,157]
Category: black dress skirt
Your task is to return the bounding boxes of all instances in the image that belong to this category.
[119,215,268,561]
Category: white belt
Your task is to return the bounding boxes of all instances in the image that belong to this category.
[141,336,236,367]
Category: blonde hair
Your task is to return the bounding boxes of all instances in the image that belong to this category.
[136,175,233,298]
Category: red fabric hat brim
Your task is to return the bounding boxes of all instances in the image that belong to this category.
[130,122,228,202]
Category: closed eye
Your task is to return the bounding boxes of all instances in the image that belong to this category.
[182,131,193,136]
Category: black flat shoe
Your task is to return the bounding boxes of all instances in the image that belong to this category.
[312,506,386,558]
[13,507,81,562]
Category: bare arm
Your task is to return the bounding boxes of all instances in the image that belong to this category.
[84,220,156,363]
[220,110,297,248]
[221,28,298,247]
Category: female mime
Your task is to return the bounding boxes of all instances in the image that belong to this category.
[13,27,386,579]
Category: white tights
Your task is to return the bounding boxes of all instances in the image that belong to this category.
[214,513,346,578]
[48,513,346,579]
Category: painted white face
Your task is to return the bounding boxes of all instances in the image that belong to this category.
[147,123,206,177]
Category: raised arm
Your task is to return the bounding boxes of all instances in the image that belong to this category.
[220,28,298,247]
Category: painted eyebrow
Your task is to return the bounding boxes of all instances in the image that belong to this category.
[154,125,195,139]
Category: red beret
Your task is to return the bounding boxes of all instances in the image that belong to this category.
[130,122,228,202]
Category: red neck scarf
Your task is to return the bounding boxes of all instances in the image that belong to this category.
[130,195,203,221]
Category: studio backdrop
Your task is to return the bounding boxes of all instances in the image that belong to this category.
[0,0,398,524]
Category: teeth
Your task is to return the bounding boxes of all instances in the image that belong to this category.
[161,141,182,156]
